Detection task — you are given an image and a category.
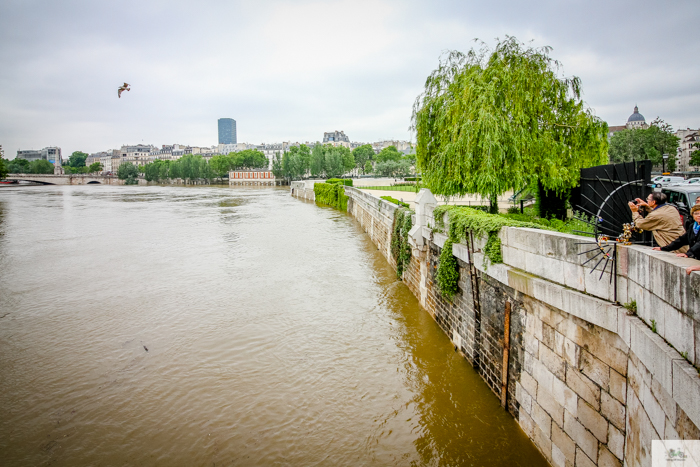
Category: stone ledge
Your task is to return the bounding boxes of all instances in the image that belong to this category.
[630,317,682,397]
[673,359,700,430]
[505,267,618,333]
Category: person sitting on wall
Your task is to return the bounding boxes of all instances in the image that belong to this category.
[652,205,700,259]
[628,192,688,253]
[688,265,700,275]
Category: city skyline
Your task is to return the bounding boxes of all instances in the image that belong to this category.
[1,0,699,160]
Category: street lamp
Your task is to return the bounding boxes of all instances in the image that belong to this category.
[663,154,669,174]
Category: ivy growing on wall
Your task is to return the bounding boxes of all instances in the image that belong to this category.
[435,223,460,300]
[390,208,413,279]
[432,205,552,299]
[381,195,410,208]
[314,182,349,211]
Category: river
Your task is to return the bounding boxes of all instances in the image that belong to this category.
[0,185,547,466]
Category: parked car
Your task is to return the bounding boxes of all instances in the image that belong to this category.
[651,176,685,188]
[662,185,700,229]
[669,177,700,186]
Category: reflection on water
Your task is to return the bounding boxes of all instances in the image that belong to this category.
[0,185,547,466]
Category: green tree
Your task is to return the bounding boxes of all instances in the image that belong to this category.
[310,143,325,177]
[271,151,284,179]
[364,160,373,174]
[281,151,292,181]
[29,159,54,174]
[7,158,30,174]
[88,162,103,173]
[353,144,374,174]
[375,160,411,177]
[68,151,89,168]
[324,148,344,178]
[235,149,268,169]
[210,154,232,179]
[118,162,139,184]
[609,119,679,172]
[338,146,355,174]
[609,129,647,163]
[284,144,311,180]
[0,157,7,180]
[375,145,402,163]
[412,37,608,215]
[690,144,700,168]
[645,118,679,172]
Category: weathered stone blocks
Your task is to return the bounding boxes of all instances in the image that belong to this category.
[564,410,598,462]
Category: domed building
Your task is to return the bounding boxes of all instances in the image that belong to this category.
[626,105,648,130]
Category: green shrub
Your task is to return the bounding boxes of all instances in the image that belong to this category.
[326,178,353,186]
[436,235,460,300]
[391,208,413,279]
[314,182,348,211]
[380,195,410,208]
[405,177,422,182]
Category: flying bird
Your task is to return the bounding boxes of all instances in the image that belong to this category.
[118,83,131,98]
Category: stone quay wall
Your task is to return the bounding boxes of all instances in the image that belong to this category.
[290,180,317,202]
[299,185,700,467]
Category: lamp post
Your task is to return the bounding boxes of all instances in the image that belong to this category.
[663,154,669,174]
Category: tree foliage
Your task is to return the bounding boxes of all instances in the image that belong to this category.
[68,151,89,168]
[5,158,29,174]
[376,145,403,163]
[375,160,411,177]
[352,144,374,173]
[0,157,7,179]
[118,162,139,184]
[690,143,700,168]
[411,37,608,201]
[88,162,103,173]
[271,152,284,179]
[609,118,680,171]
[29,159,54,174]
[281,144,311,181]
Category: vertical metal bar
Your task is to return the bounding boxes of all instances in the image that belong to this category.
[613,243,619,304]
[501,300,511,409]
[466,231,481,371]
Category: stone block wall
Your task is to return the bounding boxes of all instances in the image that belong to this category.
[295,187,700,467]
[290,180,316,201]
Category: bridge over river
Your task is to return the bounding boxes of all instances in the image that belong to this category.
[4,174,146,185]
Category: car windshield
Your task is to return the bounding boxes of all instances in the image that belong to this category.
[691,192,699,205]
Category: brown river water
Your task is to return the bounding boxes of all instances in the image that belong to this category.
[0,185,547,466]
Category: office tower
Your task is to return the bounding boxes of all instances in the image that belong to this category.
[218,118,237,145]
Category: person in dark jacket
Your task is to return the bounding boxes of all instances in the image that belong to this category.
[653,205,700,259]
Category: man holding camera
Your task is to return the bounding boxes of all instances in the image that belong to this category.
[627,192,688,253]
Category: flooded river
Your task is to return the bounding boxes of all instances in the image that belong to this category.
[0,185,547,466]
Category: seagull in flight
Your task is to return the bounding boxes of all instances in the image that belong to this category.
[118,83,131,98]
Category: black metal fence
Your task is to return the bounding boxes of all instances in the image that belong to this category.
[571,160,653,244]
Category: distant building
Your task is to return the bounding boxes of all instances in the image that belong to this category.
[229,169,278,186]
[607,105,649,139]
[16,147,63,173]
[218,118,237,145]
[16,147,62,164]
[675,129,699,172]
[626,105,648,130]
[323,131,349,145]
[121,144,157,166]
[372,140,413,154]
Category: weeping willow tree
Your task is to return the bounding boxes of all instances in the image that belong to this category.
[411,37,608,216]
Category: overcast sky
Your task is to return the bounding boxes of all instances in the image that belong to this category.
[1,0,698,159]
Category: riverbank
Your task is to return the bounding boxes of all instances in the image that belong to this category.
[294,185,700,467]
